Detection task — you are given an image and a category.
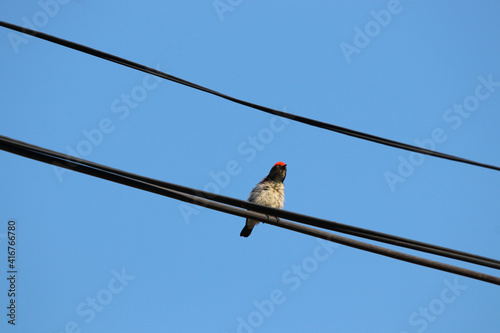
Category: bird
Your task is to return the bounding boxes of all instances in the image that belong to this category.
[240,162,287,237]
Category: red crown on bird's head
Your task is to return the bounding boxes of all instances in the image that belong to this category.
[260,162,287,183]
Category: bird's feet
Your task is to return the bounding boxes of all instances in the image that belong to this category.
[264,214,280,223]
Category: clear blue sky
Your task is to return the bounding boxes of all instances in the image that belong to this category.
[1,1,500,332]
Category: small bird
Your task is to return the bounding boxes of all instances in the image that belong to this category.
[240,162,287,237]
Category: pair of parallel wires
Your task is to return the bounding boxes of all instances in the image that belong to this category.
[0,21,499,285]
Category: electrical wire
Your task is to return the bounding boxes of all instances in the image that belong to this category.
[1,134,500,270]
[1,20,499,173]
[1,134,499,286]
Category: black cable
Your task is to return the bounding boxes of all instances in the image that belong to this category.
[1,134,500,279]
[1,20,499,173]
[269,220,500,287]
[6,133,500,270]
[1,136,500,286]
[2,134,500,270]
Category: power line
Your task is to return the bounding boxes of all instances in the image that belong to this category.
[1,135,499,286]
[1,20,499,173]
[1,134,499,270]
[2,134,500,270]
[269,219,500,287]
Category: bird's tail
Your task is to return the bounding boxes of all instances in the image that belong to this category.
[240,225,252,237]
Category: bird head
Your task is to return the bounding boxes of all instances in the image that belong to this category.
[265,161,287,183]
